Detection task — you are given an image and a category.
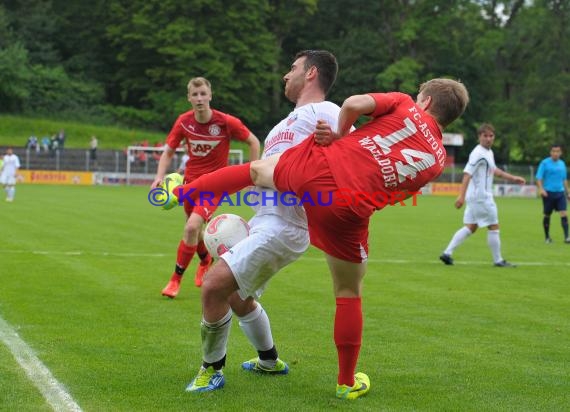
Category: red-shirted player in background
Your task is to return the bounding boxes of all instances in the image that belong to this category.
[164,78,469,399]
[151,77,260,298]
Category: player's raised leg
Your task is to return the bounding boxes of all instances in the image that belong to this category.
[325,254,370,400]
[170,155,281,206]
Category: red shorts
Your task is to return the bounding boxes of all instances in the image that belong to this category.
[274,137,370,263]
[183,176,219,221]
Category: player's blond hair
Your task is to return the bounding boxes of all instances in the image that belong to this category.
[419,78,469,127]
[187,77,212,91]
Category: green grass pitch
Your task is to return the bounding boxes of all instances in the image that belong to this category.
[0,185,568,411]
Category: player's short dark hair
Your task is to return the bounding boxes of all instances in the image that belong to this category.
[551,143,562,149]
[477,123,495,135]
[295,50,338,95]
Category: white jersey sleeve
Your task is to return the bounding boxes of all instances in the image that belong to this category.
[464,145,496,201]
[178,154,189,171]
[262,101,340,158]
[252,101,342,227]
[2,154,21,176]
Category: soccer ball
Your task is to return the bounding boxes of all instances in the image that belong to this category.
[160,172,183,210]
[203,213,250,258]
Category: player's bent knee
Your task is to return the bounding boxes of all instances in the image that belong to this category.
[201,260,239,298]
[229,294,256,317]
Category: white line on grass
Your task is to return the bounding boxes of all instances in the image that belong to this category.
[302,256,570,266]
[0,248,569,266]
[0,316,83,412]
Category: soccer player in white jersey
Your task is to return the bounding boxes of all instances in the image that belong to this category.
[1,148,21,202]
[185,50,341,393]
[440,123,525,267]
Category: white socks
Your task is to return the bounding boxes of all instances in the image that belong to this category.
[487,230,503,263]
[5,186,15,200]
[444,226,473,255]
[238,303,276,368]
[201,303,277,369]
[201,309,232,364]
[238,303,274,351]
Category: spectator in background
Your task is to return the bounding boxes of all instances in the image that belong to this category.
[137,149,147,165]
[26,136,39,153]
[90,136,98,167]
[41,136,50,153]
[152,141,163,163]
[50,134,59,157]
[535,144,570,243]
[57,129,66,152]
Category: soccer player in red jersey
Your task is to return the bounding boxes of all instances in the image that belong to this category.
[151,77,260,297]
[167,78,469,399]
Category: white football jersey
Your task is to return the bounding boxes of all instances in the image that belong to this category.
[251,101,342,228]
[463,144,496,201]
[2,154,21,175]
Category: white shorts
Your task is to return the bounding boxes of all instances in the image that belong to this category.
[0,172,16,186]
[464,198,498,227]
[221,214,309,301]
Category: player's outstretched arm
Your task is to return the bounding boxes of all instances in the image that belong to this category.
[494,168,525,185]
[151,145,176,188]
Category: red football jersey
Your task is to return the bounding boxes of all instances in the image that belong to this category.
[324,92,446,212]
[166,109,251,181]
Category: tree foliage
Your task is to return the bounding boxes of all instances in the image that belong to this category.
[0,0,568,163]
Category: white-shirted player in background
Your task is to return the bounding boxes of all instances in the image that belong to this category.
[176,151,190,174]
[1,148,21,202]
[440,123,525,267]
[185,50,342,393]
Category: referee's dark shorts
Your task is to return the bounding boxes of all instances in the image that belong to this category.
[542,191,567,215]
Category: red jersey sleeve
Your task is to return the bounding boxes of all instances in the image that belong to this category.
[165,115,185,150]
[224,114,252,141]
[367,92,409,118]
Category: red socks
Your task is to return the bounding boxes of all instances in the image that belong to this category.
[174,163,253,203]
[334,297,363,386]
[175,240,197,274]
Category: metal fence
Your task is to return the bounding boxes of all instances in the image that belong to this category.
[8,147,566,185]
[15,147,244,175]
[18,148,127,173]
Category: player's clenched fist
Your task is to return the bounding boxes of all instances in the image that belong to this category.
[314,119,339,146]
